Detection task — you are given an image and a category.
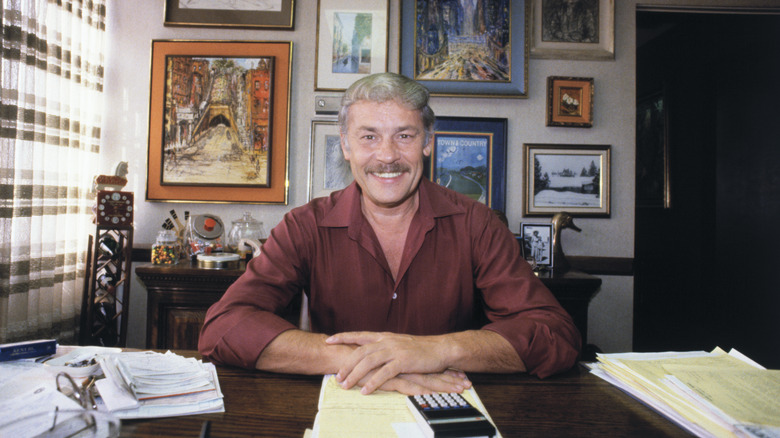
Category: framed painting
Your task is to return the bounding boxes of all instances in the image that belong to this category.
[163,0,295,30]
[520,222,553,269]
[523,143,610,217]
[427,117,507,212]
[637,89,671,209]
[547,76,594,128]
[529,0,614,60]
[315,0,389,91]
[146,40,292,204]
[308,119,354,200]
[400,0,529,98]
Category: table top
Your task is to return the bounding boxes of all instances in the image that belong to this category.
[119,362,689,437]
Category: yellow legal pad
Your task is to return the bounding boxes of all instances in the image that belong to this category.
[311,375,499,438]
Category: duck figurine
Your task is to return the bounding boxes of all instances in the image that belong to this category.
[551,212,581,273]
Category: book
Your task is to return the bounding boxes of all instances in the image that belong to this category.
[0,339,57,362]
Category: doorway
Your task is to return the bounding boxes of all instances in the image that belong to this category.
[634,9,780,368]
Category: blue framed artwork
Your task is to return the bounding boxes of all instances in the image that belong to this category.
[400,0,528,98]
[427,117,507,211]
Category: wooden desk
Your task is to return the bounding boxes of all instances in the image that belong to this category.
[136,262,600,351]
[119,362,688,437]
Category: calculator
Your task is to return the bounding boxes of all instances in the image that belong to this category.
[406,392,497,438]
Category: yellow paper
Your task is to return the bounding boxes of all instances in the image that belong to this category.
[665,366,780,427]
[314,376,488,438]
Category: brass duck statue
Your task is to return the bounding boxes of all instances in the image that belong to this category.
[551,212,581,273]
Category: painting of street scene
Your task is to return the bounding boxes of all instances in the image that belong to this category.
[433,132,492,204]
[162,55,274,186]
[533,153,601,208]
[332,12,373,74]
[414,0,511,81]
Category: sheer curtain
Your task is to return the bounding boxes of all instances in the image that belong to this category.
[1,0,106,343]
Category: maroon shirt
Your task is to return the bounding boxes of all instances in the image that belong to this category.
[199,179,581,378]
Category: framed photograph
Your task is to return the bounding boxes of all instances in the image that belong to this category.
[520,223,554,269]
[547,76,594,128]
[146,40,292,204]
[637,89,671,209]
[399,0,529,98]
[308,119,354,200]
[315,0,389,91]
[523,143,610,217]
[427,117,507,212]
[163,0,295,30]
[529,0,614,60]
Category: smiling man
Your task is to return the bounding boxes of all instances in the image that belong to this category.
[199,73,581,395]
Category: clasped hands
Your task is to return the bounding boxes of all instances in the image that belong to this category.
[325,331,471,396]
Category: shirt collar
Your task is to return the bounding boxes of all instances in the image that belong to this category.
[319,179,465,229]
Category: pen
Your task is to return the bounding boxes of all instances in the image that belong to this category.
[200,420,211,438]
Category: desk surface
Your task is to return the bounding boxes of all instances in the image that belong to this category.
[119,361,688,437]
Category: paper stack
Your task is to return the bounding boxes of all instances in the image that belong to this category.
[96,350,224,419]
[588,347,780,438]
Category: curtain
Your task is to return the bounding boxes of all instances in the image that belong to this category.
[1,0,106,344]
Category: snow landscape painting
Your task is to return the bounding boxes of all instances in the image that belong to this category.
[524,144,610,217]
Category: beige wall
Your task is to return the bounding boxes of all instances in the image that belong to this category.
[103,0,777,351]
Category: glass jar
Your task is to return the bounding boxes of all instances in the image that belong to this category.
[227,212,267,258]
[152,230,179,264]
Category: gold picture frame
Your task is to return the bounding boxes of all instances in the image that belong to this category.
[163,0,295,30]
[146,40,292,204]
[546,76,594,128]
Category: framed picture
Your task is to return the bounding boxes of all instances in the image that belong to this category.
[163,0,295,30]
[637,89,671,209]
[308,119,354,200]
[315,0,389,91]
[399,0,529,98]
[529,0,614,60]
[427,117,507,212]
[520,223,554,269]
[547,76,594,128]
[523,143,610,217]
[146,40,292,204]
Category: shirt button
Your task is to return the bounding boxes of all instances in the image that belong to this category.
[392,293,398,300]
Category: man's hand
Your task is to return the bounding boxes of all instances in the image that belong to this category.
[327,331,464,394]
[361,370,472,395]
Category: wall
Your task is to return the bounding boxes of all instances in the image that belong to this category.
[101,0,773,351]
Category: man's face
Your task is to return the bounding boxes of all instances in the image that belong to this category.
[341,100,431,210]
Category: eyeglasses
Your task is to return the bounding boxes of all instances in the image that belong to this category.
[44,372,120,437]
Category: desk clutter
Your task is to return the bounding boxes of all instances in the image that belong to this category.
[154,210,266,268]
[587,348,780,438]
[0,342,224,437]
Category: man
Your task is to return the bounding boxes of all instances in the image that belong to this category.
[199,73,580,395]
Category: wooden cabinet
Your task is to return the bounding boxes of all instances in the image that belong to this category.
[137,262,600,352]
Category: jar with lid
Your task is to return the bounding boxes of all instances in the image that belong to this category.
[227,212,267,259]
[152,230,180,264]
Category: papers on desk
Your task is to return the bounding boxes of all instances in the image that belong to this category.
[96,350,224,419]
[310,375,501,438]
[588,347,780,438]
[0,346,224,437]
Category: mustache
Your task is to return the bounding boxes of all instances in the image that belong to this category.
[365,163,410,174]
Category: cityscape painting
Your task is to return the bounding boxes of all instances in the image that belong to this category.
[161,55,274,187]
[414,0,512,82]
[331,12,373,74]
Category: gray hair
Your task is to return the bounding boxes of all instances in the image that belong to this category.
[338,73,435,144]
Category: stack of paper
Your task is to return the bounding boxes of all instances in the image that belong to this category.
[310,375,500,438]
[588,347,780,438]
[96,350,224,419]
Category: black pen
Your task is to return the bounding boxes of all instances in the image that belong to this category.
[200,420,211,438]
